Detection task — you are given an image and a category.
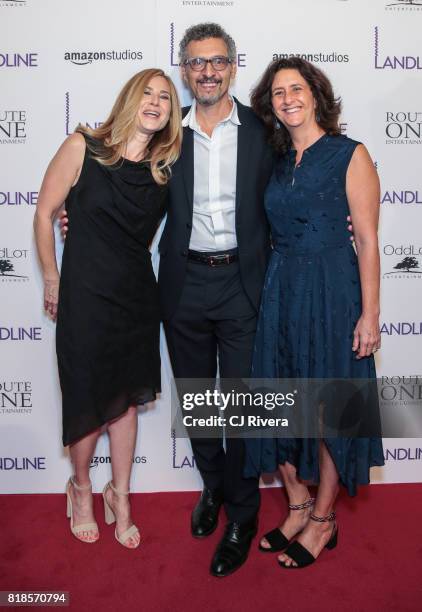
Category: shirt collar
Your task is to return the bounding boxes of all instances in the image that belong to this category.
[182,96,241,130]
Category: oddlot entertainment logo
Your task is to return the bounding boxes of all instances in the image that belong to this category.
[64,49,143,66]
[0,247,29,281]
[0,1,27,6]
[374,26,422,69]
[0,380,32,415]
[382,244,422,279]
[0,110,26,144]
[385,0,422,11]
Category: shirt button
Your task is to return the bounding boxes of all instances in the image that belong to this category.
[186,222,192,229]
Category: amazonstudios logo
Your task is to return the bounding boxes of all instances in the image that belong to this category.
[64,49,143,66]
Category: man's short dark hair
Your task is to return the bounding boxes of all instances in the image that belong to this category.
[179,22,237,64]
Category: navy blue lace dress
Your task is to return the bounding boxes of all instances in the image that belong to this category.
[244,134,384,495]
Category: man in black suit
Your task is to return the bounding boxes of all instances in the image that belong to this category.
[159,23,273,577]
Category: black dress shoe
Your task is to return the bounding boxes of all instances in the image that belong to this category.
[191,488,223,538]
[210,518,258,577]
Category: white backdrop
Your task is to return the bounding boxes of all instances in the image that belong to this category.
[0,0,421,493]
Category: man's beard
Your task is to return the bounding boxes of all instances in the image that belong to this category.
[194,78,224,106]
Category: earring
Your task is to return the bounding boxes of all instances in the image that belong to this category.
[274,117,281,130]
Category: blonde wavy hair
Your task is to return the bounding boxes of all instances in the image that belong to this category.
[77,68,182,184]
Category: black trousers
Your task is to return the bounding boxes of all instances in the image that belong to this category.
[164,258,260,523]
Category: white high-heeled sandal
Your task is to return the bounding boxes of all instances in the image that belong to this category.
[66,477,99,543]
[102,481,140,548]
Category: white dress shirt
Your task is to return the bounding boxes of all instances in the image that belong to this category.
[182,97,240,252]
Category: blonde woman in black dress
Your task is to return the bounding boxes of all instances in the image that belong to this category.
[34,69,182,548]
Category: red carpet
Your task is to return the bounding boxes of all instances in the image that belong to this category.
[1,484,421,612]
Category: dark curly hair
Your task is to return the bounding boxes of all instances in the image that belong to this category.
[179,23,236,64]
[251,57,342,154]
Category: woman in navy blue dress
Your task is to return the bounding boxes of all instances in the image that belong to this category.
[244,58,384,568]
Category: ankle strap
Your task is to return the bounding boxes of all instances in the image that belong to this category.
[310,511,336,523]
[70,476,92,491]
[108,480,129,496]
[289,497,315,511]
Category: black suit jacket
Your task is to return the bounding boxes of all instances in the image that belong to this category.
[158,98,273,320]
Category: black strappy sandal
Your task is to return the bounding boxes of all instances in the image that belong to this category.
[277,510,338,568]
[258,497,315,553]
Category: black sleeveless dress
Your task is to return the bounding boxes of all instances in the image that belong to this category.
[56,135,167,446]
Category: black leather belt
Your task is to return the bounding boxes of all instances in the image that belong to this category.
[188,249,238,267]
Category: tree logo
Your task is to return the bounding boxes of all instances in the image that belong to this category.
[383,256,422,278]
[0,259,28,281]
[386,0,422,8]
[394,256,420,272]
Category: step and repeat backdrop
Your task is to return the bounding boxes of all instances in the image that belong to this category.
[0,0,421,493]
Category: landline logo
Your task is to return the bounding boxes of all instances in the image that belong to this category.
[65,92,103,136]
[380,322,422,335]
[0,327,42,341]
[385,448,422,460]
[0,457,46,470]
[374,26,422,69]
[172,429,196,469]
[0,53,38,68]
[0,191,38,206]
[381,189,422,204]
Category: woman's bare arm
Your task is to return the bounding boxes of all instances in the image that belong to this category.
[346,144,381,359]
[33,132,85,318]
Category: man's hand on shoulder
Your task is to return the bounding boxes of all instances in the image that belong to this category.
[59,209,69,239]
[347,215,354,242]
